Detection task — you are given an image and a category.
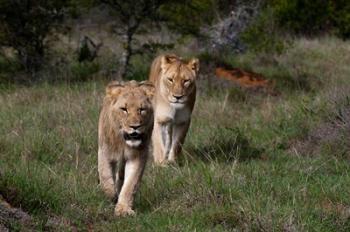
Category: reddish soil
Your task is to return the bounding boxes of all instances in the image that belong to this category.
[215,67,272,89]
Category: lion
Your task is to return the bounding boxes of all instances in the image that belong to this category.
[98,80,155,216]
[149,54,199,164]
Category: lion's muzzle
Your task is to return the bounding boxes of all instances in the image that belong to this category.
[123,130,145,148]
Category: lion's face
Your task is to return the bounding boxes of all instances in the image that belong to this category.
[107,81,155,148]
[160,55,199,108]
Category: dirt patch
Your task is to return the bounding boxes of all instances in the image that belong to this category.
[215,67,271,89]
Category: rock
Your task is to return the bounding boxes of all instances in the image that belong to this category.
[0,195,32,230]
[201,0,262,54]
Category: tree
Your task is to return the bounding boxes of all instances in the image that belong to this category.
[0,0,68,75]
[97,0,170,79]
[159,0,215,36]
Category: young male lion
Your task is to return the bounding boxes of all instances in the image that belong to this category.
[98,80,154,216]
[149,54,199,164]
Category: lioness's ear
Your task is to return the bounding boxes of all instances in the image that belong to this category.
[188,58,199,73]
[106,81,124,97]
[139,81,155,99]
[161,54,178,71]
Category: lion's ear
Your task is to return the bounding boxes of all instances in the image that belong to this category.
[106,81,124,97]
[188,58,199,74]
[161,54,178,71]
[139,81,155,99]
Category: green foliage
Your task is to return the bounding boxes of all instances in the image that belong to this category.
[159,0,215,35]
[273,0,331,35]
[0,0,69,74]
[0,56,21,84]
[272,0,350,39]
[125,55,150,81]
[70,61,100,81]
[242,0,350,53]
[330,0,350,39]
[240,7,288,54]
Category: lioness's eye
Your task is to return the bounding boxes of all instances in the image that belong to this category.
[120,107,128,113]
[168,78,173,83]
[139,108,146,114]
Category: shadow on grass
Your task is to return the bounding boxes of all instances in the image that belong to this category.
[185,127,264,163]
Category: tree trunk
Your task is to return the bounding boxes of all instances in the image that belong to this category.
[118,31,133,79]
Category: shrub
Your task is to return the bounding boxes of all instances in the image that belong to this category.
[70,62,100,82]
[272,0,350,39]
[0,0,69,75]
[240,7,288,54]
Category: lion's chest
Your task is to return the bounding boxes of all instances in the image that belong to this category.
[155,103,191,125]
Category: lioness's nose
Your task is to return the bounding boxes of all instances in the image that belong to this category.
[130,124,141,130]
[173,94,184,100]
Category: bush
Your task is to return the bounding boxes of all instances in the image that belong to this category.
[241,0,350,53]
[272,0,350,39]
[70,62,100,82]
[240,7,288,54]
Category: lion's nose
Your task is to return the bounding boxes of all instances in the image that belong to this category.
[173,94,184,100]
[130,124,141,130]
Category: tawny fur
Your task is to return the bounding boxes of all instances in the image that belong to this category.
[149,54,199,165]
[98,80,154,216]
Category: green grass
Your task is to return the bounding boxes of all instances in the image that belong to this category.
[1,37,350,231]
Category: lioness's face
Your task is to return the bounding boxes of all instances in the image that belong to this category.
[108,81,154,148]
[160,56,199,108]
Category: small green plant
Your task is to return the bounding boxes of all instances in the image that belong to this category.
[70,61,100,82]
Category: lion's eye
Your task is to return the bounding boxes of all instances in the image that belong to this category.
[139,108,146,114]
[184,79,190,86]
[120,107,128,113]
[168,78,173,83]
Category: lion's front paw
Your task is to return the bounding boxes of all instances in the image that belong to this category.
[115,204,135,217]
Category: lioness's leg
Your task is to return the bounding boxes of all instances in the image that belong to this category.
[98,148,116,199]
[152,121,172,164]
[115,157,146,216]
[168,121,190,162]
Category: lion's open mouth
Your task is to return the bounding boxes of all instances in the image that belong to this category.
[123,132,144,148]
[123,132,143,141]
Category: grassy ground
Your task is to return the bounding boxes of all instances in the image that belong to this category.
[1,37,350,231]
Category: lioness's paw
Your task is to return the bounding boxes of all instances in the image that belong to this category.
[153,160,168,167]
[167,158,176,165]
[115,204,135,217]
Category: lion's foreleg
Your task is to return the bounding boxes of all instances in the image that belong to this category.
[115,156,146,216]
[98,147,116,200]
[168,121,190,162]
[152,121,171,164]
[114,158,126,201]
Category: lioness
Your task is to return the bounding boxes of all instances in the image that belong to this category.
[98,80,154,216]
[149,54,199,164]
